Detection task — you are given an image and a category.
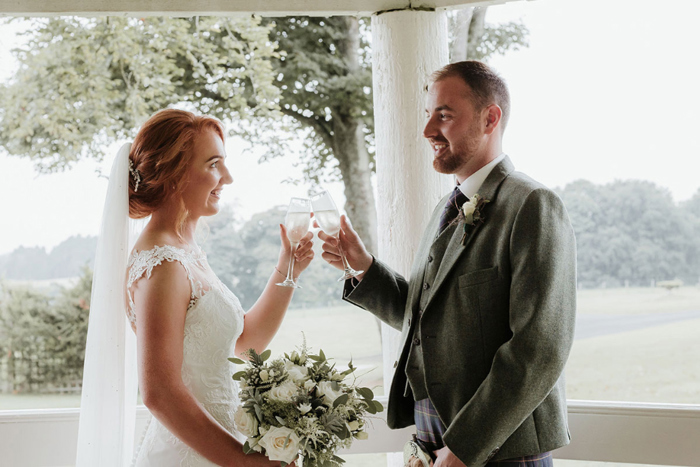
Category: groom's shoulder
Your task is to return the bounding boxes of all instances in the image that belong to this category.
[502,170,555,198]
[497,170,568,218]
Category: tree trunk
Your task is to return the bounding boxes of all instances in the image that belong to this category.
[333,117,378,254]
[449,6,487,62]
[450,8,473,62]
[334,17,378,254]
[467,7,487,59]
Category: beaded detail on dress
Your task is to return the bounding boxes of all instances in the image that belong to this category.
[126,245,246,467]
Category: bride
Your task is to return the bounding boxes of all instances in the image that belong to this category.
[77,109,314,467]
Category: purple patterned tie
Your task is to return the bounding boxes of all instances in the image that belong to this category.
[437,186,469,237]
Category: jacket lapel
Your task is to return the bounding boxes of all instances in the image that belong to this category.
[423,156,515,312]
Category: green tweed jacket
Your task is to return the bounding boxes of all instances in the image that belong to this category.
[344,156,577,467]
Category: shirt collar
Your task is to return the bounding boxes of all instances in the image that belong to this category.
[457,153,506,199]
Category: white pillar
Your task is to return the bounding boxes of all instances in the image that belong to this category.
[371,10,452,396]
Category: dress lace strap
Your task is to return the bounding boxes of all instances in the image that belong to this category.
[126,245,207,326]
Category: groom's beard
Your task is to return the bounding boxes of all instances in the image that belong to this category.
[432,127,482,176]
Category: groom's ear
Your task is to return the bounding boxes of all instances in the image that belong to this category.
[483,104,503,135]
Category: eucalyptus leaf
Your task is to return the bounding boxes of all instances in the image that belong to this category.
[332,393,349,408]
[243,441,253,455]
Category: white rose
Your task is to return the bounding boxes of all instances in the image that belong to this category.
[317,381,344,406]
[288,365,309,382]
[233,407,259,438]
[268,380,298,402]
[298,403,312,414]
[258,426,300,464]
[304,379,316,391]
[462,200,477,217]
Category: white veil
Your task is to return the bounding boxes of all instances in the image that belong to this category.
[76,143,139,466]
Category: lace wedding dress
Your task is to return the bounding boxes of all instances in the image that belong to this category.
[127,245,246,466]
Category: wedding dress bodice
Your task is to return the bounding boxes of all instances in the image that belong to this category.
[126,245,245,466]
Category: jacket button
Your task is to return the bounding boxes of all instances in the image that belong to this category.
[427,255,433,263]
[393,361,398,369]
[423,283,430,290]
[413,338,421,346]
[408,318,412,326]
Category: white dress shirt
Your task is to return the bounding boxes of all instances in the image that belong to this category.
[457,153,506,199]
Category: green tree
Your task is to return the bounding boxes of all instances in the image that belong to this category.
[201,205,342,309]
[681,188,700,284]
[1,13,528,254]
[0,266,91,393]
[557,180,699,287]
[449,7,529,62]
[0,235,97,280]
[0,16,280,172]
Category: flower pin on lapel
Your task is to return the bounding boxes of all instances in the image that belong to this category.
[460,194,490,245]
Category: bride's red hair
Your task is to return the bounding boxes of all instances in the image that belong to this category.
[128,109,225,230]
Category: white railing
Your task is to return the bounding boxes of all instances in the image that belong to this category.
[2,399,700,467]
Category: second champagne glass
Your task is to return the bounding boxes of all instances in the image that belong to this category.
[310,189,364,281]
[276,197,311,288]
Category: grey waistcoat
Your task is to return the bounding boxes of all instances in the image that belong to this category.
[405,223,460,400]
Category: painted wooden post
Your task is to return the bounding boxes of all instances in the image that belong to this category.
[371,9,452,399]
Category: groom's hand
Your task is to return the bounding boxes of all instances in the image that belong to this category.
[315,215,373,281]
[433,446,466,467]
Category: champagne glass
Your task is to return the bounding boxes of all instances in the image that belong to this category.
[276,197,311,288]
[310,189,364,281]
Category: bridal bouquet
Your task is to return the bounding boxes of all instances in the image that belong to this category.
[229,345,383,467]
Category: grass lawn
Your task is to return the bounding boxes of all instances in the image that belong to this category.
[267,304,385,393]
[577,286,700,315]
[3,286,699,409]
[567,317,700,403]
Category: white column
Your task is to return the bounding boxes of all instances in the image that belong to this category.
[371,10,452,397]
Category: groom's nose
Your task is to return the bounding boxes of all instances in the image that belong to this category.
[423,116,438,139]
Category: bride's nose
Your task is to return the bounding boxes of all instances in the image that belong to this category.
[222,165,233,185]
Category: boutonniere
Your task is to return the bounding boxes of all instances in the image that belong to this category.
[460,194,490,245]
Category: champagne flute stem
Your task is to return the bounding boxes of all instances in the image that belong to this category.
[336,236,352,270]
[285,243,298,281]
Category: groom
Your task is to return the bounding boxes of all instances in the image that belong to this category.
[318,61,577,467]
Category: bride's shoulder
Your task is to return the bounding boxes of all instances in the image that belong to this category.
[127,233,195,282]
[130,231,190,261]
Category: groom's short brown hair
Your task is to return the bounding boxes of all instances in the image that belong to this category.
[431,61,511,131]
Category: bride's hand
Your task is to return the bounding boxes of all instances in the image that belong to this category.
[277,224,315,278]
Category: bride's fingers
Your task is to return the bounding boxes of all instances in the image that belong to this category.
[296,248,315,262]
[295,241,314,257]
[300,230,314,243]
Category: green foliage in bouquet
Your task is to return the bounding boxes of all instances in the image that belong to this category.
[229,345,383,467]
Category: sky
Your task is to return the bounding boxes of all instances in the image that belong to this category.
[0,0,699,255]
